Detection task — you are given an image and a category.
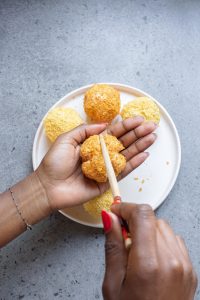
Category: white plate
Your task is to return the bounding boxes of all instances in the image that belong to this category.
[32,83,181,228]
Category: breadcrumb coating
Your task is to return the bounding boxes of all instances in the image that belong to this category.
[44,107,84,142]
[121,97,160,124]
[84,84,120,122]
[83,189,113,218]
[80,134,126,182]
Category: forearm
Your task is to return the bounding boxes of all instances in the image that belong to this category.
[0,172,52,247]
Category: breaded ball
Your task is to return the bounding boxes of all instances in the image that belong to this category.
[83,189,113,219]
[80,134,126,183]
[84,84,120,122]
[44,107,84,142]
[121,97,160,124]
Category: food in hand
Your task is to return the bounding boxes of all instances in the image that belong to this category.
[80,134,126,182]
[44,107,84,142]
[84,84,120,122]
[121,97,160,124]
[84,189,113,219]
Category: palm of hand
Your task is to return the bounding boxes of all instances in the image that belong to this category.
[37,137,102,210]
[37,119,157,210]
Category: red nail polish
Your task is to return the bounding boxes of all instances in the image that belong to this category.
[101,210,112,233]
[112,196,121,205]
[122,226,128,240]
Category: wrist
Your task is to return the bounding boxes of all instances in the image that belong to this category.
[12,172,53,226]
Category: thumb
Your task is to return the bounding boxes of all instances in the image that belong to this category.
[60,123,107,146]
[101,210,127,300]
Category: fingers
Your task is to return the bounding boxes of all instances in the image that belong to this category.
[121,133,157,161]
[117,131,156,181]
[157,220,198,297]
[102,211,127,299]
[119,121,157,148]
[57,123,107,147]
[117,152,149,181]
[107,117,144,138]
[176,236,198,286]
[111,203,156,252]
[157,219,181,256]
[176,235,190,260]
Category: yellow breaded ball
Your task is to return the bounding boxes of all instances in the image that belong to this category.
[80,134,126,183]
[121,97,160,124]
[84,84,120,122]
[83,189,113,218]
[44,107,84,142]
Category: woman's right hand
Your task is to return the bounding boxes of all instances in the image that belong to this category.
[102,203,197,300]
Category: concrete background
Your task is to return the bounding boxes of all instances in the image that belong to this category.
[0,0,200,299]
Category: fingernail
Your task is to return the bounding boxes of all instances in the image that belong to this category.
[112,196,121,205]
[153,133,157,139]
[113,199,121,205]
[144,152,149,157]
[122,226,128,240]
[101,210,112,233]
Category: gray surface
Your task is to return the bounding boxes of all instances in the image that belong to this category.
[0,0,200,299]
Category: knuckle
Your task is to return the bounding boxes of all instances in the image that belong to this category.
[184,264,198,287]
[157,219,169,227]
[131,259,159,282]
[184,264,193,276]
[139,204,153,212]
[193,271,198,289]
[146,134,155,143]
[145,262,159,277]
[169,259,184,275]
[176,234,182,241]
[136,204,153,218]
[148,259,159,274]
[105,240,122,257]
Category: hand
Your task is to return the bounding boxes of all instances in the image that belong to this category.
[102,203,197,300]
[36,117,157,210]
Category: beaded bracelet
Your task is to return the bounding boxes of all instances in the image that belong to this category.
[9,188,32,230]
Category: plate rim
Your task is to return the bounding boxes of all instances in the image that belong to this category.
[32,83,181,228]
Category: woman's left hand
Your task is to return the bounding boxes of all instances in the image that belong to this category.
[36,116,157,210]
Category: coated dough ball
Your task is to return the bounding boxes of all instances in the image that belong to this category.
[84,84,120,122]
[80,134,126,183]
[44,107,84,142]
[121,97,160,124]
[84,189,113,219]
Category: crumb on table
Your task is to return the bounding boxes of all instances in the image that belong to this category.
[166,161,170,165]
[138,187,142,192]
[141,179,145,184]
[134,177,139,180]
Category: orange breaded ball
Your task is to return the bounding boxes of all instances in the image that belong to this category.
[80,134,126,183]
[84,84,120,122]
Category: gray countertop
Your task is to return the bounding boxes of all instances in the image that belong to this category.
[0,0,200,299]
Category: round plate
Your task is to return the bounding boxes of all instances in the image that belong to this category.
[32,83,181,228]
